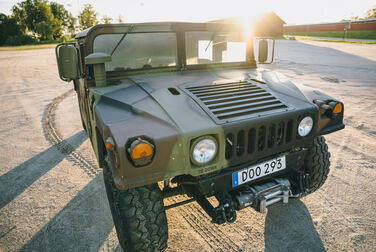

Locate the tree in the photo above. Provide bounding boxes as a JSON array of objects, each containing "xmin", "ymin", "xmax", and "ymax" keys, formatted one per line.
[
  {"xmin": 117, "ymin": 14, "xmax": 123, "ymax": 23},
  {"xmin": 0, "ymin": 13, "xmax": 34, "ymax": 45},
  {"xmin": 50, "ymin": 2, "xmax": 68, "ymax": 21},
  {"xmin": 0, "ymin": 13, "xmax": 22, "ymax": 44},
  {"xmin": 366, "ymin": 7, "xmax": 376, "ymax": 19},
  {"xmin": 35, "ymin": 18, "xmax": 60, "ymax": 40},
  {"xmin": 102, "ymin": 15, "xmax": 112, "ymax": 24},
  {"xmin": 78, "ymin": 4, "xmax": 98, "ymax": 29},
  {"xmin": 50, "ymin": 1, "xmax": 76, "ymax": 37},
  {"xmin": 11, "ymin": 0, "xmax": 62, "ymax": 40},
  {"xmin": 66, "ymin": 13, "xmax": 77, "ymax": 36}
]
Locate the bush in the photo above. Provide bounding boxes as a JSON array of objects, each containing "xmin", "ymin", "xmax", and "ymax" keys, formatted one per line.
[{"xmin": 4, "ymin": 35, "xmax": 36, "ymax": 46}]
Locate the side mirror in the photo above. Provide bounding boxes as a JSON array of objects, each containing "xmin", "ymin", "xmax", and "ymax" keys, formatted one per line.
[
  {"xmin": 255, "ymin": 39, "xmax": 275, "ymax": 64},
  {"xmin": 258, "ymin": 39, "xmax": 268, "ymax": 63},
  {"xmin": 56, "ymin": 43, "xmax": 80, "ymax": 82}
]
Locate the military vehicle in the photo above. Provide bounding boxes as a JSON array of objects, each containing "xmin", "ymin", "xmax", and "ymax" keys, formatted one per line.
[{"xmin": 55, "ymin": 22, "xmax": 344, "ymax": 251}]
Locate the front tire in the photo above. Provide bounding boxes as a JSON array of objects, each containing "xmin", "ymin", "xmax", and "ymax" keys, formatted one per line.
[
  {"xmin": 103, "ymin": 159, "xmax": 168, "ymax": 251},
  {"xmin": 304, "ymin": 136, "xmax": 331, "ymax": 194}
]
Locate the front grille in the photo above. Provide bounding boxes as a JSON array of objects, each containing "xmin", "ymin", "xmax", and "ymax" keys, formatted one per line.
[
  {"xmin": 225, "ymin": 119, "xmax": 296, "ymax": 161},
  {"xmin": 184, "ymin": 80, "xmax": 291, "ymax": 124}
]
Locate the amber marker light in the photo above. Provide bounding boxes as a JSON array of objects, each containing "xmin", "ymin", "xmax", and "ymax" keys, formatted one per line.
[
  {"xmin": 106, "ymin": 141, "xmax": 113, "ymax": 149},
  {"xmin": 333, "ymin": 103, "xmax": 342, "ymax": 114},
  {"xmin": 128, "ymin": 138, "xmax": 155, "ymax": 166},
  {"xmin": 131, "ymin": 142, "xmax": 153, "ymax": 159},
  {"xmin": 105, "ymin": 137, "xmax": 115, "ymax": 149}
]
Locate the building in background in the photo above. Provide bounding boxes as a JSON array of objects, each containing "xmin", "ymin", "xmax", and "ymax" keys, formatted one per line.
[
  {"xmin": 284, "ymin": 18, "xmax": 376, "ymax": 34},
  {"xmin": 210, "ymin": 12, "xmax": 286, "ymax": 37}
]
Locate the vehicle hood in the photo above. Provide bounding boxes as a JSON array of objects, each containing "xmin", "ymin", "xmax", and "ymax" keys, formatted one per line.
[{"xmin": 93, "ymin": 68, "xmax": 322, "ymax": 135}]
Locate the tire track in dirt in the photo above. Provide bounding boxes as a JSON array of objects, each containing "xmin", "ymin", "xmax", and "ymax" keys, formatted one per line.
[
  {"xmin": 42, "ymin": 89, "xmax": 101, "ymax": 178},
  {"xmin": 328, "ymin": 101, "xmax": 376, "ymax": 168},
  {"xmin": 318, "ymin": 102, "xmax": 376, "ymax": 241},
  {"xmin": 44, "ymin": 90, "xmax": 246, "ymax": 251},
  {"xmin": 166, "ymin": 195, "xmax": 247, "ymax": 251}
]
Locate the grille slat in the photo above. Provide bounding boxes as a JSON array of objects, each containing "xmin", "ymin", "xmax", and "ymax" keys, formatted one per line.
[
  {"xmin": 225, "ymin": 120, "xmax": 295, "ymax": 161},
  {"xmin": 184, "ymin": 80, "xmax": 291, "ymax": 124},
  {"xmin": 247, "ymin": 128, "xmax": 256, "ymax": 154}
]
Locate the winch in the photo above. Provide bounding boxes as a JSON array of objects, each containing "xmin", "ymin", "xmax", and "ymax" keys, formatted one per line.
[
  {"xmin": 233, "ymin": 178, "xmax": 290, "ymax": 213},
  {"xmin": 180, "ymin": 178, "xmax": 292, "ymax": 224}
]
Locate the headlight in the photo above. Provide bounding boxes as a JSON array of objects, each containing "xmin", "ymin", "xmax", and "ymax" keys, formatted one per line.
[
  {"xmin": 191, "ymin": 137, "xmax": 217, "ymax": 165},
  {"xmin": 298, "ymin": 116, "xmax": 313, "ymax": 136}
]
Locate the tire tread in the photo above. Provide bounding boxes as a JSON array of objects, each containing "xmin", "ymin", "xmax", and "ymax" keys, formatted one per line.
[
  {"xmin": 305, "ymin": 136, "xmax": 331, "ymax": 194},
  {"xmin": 103, "ymin": 159, "xmax": 168, "ymax": 252}
]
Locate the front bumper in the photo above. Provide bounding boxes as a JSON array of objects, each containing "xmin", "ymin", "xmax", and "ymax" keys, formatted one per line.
[{"xmin": 196, "ymin": 149, "xmax": 308, "ymax": 196}]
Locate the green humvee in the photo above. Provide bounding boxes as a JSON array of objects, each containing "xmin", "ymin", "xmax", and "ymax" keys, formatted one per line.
[{"xmin": 56, "ymin": 22, "xmax": 344, "ymax": 251}]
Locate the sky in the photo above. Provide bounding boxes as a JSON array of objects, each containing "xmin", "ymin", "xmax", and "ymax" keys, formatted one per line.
[{"xmin": 0, "ymin": 0, "xmax": 375, "ymax": 25}]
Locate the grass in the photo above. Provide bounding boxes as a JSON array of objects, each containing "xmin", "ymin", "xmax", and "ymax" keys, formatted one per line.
[
  {"xmin": 0, "ymin": 43, "xmax": 58, "ymax": 51},
  {"xmin": 0, "ymin": 38, "xmax": 75, "ymax": 51},
  {"xmin": 284, "ymin": 30, "xmax": 376, "ymax": 40}
]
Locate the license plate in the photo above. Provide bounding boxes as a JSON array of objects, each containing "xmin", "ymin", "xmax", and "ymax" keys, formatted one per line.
[{"xmin": 232, "ymin": 156, "xmax": 286, "ymax": 187}]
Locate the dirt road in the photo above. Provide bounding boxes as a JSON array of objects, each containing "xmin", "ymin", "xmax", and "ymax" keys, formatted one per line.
[{"xmin": 0, "ymin": 40, "xmax": 375, "ymax": 251}]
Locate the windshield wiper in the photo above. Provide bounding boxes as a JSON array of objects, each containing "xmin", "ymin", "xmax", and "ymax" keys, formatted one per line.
[
  {"xmin": 111, "ymin": 24, "xmax": 135, "ymax": 55},
  {"xmin": 205, "ymin": 30, "xmax": 218, "ymax": 52}
]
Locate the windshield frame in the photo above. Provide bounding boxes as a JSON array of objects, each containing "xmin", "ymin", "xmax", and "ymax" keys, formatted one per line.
[{"xmin": 79, "ymin": 23, "xmax": 256, "ymax": 78}]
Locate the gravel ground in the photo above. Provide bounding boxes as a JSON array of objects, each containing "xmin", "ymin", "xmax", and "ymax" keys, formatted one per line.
[{"xmin": 0, "ymin": 40, "xmax": 375, "ymax": 251}]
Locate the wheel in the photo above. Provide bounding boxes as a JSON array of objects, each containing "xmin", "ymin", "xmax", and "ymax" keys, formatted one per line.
[
  {"xmin": 304, "ymin": 136, "xmax": 331, "ymax": 194},
  {"xmin": 103, "ymin": 158, "xmax": 168, "ymax": 251}
]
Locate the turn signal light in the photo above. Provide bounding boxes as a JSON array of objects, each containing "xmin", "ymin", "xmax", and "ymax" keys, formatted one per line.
[
  {"xmin": 106, "ymin": 142, "xmax": 113, "ymax": 149},
  {"xmin": 105, "ymin": 137, "xmax": 114, "ymax": 149},
  {"xmin": 333, "ymin": 103, "xmax": 342, "ymax": 114},
  {"xmin": 128, "ymin": 138, "xmax": 155, "ymax": 166},
  {"xmin": 131, "ymin": 142, "xmax": 153, "ymax": 159},
  {"xmin": 105, "ymin": 137, "xmax": 119, "ymax": 168}
]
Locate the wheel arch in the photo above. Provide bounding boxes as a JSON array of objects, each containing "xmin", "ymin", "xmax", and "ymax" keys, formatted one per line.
[{"xmin": 95, "ymin": 126, "xmax": 107, "ymax": 168}]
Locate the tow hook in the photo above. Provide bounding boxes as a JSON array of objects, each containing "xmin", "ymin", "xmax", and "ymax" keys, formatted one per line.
[
  {"xmin": 297, "ymin": 173, "xmax": 310, "ymax": 197},
  {"xmin": 212, "ymin": 202, "xmax": 237, "ymax": 224},
  {"xmin": 185, "ymin": 184, "xmax": 238, "ymax": 224}
]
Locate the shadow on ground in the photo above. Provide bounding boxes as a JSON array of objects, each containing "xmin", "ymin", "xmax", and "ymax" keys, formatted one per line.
[
  {"xmin": 0, "ymin": 130, "xmax": 87, "ymax": 209},
  {"xmin": 20, "ymin": 174, "xmax": 117, "ymax": 251},
  {"xmin": 264, "ymin": 198, "xmax": 324, "ymax": 252}
]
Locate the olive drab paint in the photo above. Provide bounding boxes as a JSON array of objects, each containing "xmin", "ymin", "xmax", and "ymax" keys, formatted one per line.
[{"xmin": 55, "ymin": 23, "xmax": 344, "ymax": 190}]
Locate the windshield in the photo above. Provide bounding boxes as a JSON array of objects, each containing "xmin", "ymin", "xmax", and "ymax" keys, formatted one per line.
[
  {"xmin": 93, "ymin": 32, "xmax": 178, "ymax": 71},
  {"xmin": 185, "ymin": 31, "xmax": 247, "ymax": 65}
]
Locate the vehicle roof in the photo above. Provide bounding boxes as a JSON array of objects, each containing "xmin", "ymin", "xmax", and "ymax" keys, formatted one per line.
[{"xmin": 75, "ymin": 22, "xmax": 242, "ymax": 39}]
